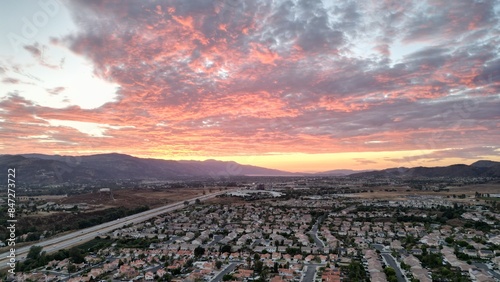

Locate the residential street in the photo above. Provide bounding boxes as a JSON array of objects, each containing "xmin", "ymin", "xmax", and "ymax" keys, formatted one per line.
[
  {"xmin": 301, "ymin": 265, "xmax": 317, "ymax": 282},
  {"xmin": 308, "ymin": 216, "xmax": 325, "ymax": 249},
  {"xmin": 381, "ymin": 253, "xmax": 407, "ymax": 282},
  {"xmin": 209, "ymin": 262, "xmax": 240, "ymax": 282}
]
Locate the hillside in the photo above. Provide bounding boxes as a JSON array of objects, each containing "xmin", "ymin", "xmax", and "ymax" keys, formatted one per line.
[
  {"xmin": 2, "ymin": 154, "xmax": 499, "ymax": 185},
  {"xmin": 0, "ymin": 153, "xmax": 295, "ymax": 185},
  {"xmin": 349, "ymin": 160, "xmax": 500, "ymax": 178}
]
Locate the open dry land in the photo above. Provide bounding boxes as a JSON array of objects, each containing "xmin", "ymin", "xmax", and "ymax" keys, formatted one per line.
[
  {"xmin": 347, "ymin": 183, "xmax": 500, "ymax": 202},
  {"xmin": 56, "ymin": 187, "xmax": 207, "ymax": 209}
]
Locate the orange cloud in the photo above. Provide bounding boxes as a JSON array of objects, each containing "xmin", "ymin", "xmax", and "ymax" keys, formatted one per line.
[{"xmin": 250, "ymin": 43, "xmax": 280, "ymax": 65}]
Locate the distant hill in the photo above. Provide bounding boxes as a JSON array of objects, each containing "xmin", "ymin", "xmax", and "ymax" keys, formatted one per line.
[
  {"xmin": 0, "ymin": 153, "xmax": 296, "ymax": 185},
  {"xmin": 471, "ymin": 160, "xmax": 500, "ymax": 168},
  {"xmin": 315, "ymin": 169, "xmax": 369, "ymax": 176},
  {"xmin": 349, "ymin": 160, "xmax": 500, "ymax": 178},
  {"xmin": 2, "ymin": 154, "xmax": 499, "ymax": 185}
]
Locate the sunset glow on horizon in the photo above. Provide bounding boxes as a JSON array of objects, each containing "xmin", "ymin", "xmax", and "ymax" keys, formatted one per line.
[{"xmin": 1, "ymin": 0, "xmax": 499, "ymax": 172}]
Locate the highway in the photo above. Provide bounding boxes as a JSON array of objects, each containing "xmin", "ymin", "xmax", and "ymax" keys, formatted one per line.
[{"xmin": 0, "ymin": 189, "xmax": 232, "ymax": 270}]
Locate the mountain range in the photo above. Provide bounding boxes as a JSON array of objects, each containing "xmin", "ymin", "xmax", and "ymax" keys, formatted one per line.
[
  {"xmin": 0, "ymin": 153, "xmax": 499, "ymax": 185},
  {"xmin": 0, "ymin": 153, "xmax": 296, "ymax": 185},
  {"xmin": 348, "ymin": 160, "xmax": 500, "ymax": 178}
]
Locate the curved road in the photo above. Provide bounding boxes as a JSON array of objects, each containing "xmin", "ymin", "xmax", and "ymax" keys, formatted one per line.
[
  {"xmin": 1, "ymin": 189, "xmax": 233, "ymax": 270},
  {"xmin": 381, "ymin": 253, "xmax": 407, "ymax": 282},
  {"xmin": 308, "ymin": 216, "xmax": 325, "ymax": 250}
]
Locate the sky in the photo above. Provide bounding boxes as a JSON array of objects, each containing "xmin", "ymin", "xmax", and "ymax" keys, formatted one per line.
[{"xmin": 0, "ymin": 0, "xmax": 499, "ymax": 172}]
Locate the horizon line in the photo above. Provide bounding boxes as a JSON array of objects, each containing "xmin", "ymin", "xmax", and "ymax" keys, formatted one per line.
[{"xmin": 4, "ymin": 152, "xmax": 496, "ymax": 174}]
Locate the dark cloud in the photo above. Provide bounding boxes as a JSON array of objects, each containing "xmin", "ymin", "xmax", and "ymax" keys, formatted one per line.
[
  {"xmin": 46, "ymin": 87, "xmax": 65, "ymax": 95},
  {"xmin": 387, "ymin": 146, "xmax": 500, "ymax": 164},
  {"xmin": 405, "ymin": 47, "xmax": 448, "ymax": 60},
  {"xmin": 354, "ymin": 158, "xmax": 377, "ymax": 165},
  {"xmin": 23, "ymin": 43, "xmax": 60, "ymax": 69},
  {"xmin": 332, "ymin": 1, "xmax": 361, "ymax": 33},
  {"xmin": 402, "ymin": 0, "xmax": 498, "ymax": 43},
  {"xmin": 2, "ymin": 77, "xmax": 20, "ymax": 84},
  {"xmin": 474, "ymin": 58, "xmax": 500, "ymax": 86},
  {"xmin": 24, "ymin": 44, "xmax": 42, "ymax": 58}
]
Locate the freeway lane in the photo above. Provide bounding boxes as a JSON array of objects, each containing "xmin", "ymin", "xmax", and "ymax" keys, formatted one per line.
[{"xmin": 1, "ymin": 189, "xmax": 233, "ymax": 270}]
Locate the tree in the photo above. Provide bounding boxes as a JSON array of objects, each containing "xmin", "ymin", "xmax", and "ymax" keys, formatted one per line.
[
  {"xmin": 69, "ymin": 248, "xmax": 85, "ymax": 264},
  {"xmin": 344, "ymin": 261, "xmax": 366, "ymax": 281},
  {"xmin": 445, "ymin": 237, "xmax": 454, "ymax": 244},
  {"xmin": 194, "ymin": 246, "xmax": 205, "ymax": 257},
  {"xmin": 216, "ymin": 260, "xmax": 223, "ymax": 270},
  {"xmin": 67, "ymin": 262, "xmax": 76, "ymax": 273},
  {"xmin": 254, "ymin": 253, "xmax": 261, "ymax": 261},
  {"xmin": 33, "ymin": 250, "xmax": 48, "ymax": 267},
  {"xmin": 27, "ymin": 245, "xmax": 43, "ymax": 260},
  {"xmin": 184, "ymin": 258, "xmax": 194, "ymax": 268},
  {"xmin": 184, "ymin": 200, "xmax": 189, "ymax": 206},
  {"xmin": 254, "ymin": 260, "xmax": 264, "ymax": 274},
  {"xmin": 400, "ymin": 261, "xmax": 410, "ymax": 271},
  {"xmin": 195, "ymin": 199, "xmax": 201, "ymax": 204},
  {"xmin": 286, "ymin": 247, "xmax": 301, "ymax": 256},
  {"xmin": 220, "ymin": 245, "xmax": 232, "ymax": 253},
  {"xmin": 384, "ymin": 267, "xmax": 396, "ymax": 276}
]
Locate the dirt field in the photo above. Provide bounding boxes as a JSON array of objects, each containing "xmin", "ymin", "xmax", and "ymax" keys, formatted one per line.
[
  {"xmin": 56, "ymin": 187, "xmax": 207, "ymax": 209},
  {"xmin": 350, "ymin": 183, "xmax": 500, "ymax": 202}
]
